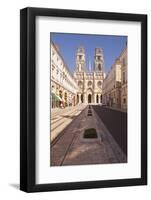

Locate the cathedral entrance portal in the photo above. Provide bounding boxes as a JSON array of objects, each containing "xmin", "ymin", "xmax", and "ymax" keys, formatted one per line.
[{"xmin": 88, "ymin": 94, "xmax": 92, "ymax": 103}]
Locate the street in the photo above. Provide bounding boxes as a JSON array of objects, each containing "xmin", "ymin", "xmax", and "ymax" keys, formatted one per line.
[{"xmin": 92, "ymin": 105, "xmax": 127, "ymax": 155}]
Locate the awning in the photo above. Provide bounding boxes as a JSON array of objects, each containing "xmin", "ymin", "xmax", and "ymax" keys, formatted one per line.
[{"xmin": 51, "ymin": 92, "xmax": 63, "ymax": 101}]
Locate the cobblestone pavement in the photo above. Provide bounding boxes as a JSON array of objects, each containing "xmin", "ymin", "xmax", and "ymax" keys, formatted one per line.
[
  {"xmin": 51, "ymin": 104, "xmax": 127, "ymax": 166},
  {"xmin": 92, "ymin": 105, "xmax": 127, "ymax": 155}
]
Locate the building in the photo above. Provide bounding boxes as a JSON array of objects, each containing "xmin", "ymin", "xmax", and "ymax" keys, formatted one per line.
[
  {"xmin": 102, "ymin": 44, "xmax": 127, "ymax": 111},
  {"xmin": 73, "ymin": 47, "xmax": 104, "ymax": 104},
  {"xmin": 51, "ymin": 42, "xmax": 78, "ymax": 108},
  {"xmin": 51, "ymin": 42, "xmax": 127, "ymax": 110},
  {"xmin": 102, "ymin": 58, "xmax": 122, "ymax": 108},
  {"xmin": 120, "ymin": 45, "xmax": 127, "ymax": 110}
]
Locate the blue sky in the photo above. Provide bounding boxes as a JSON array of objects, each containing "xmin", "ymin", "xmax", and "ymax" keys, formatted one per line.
[{"xmin": 50, "ymin": 33, "xmax": 127, "ymax": 74}]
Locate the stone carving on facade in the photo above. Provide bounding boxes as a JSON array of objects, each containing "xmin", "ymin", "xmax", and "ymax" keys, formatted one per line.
[{"xmin": 74, "ymin": 46, "xmax": 104, "ymax": 104}]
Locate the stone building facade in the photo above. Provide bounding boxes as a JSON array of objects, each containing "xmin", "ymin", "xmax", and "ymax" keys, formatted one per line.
[
  {"xmin": 120, "ymin": 46, "xmax": 127, "ymax": 110},
  {"xmin": 51, "ymin": 41, "xmax": 127, "ymax": 111},
  {"xmin": 73, "ymin": 47, "xmax": 104, "ymax": 104},
  {"xmin": 102, "ymin": 45, "xmax": 127, "ymax": 111},
  {"xmin": 102, "ymin": 58, "xmax": 121, "ymax": 108},
  {"xmin": 51, "ymin": 42, "xmax": 78, "ymax": 108}
]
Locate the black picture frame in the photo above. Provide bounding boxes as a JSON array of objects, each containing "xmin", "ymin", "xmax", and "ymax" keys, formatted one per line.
[{"xmin": 20, "ymin": 7, "xmax": 147, "ymax": 192}]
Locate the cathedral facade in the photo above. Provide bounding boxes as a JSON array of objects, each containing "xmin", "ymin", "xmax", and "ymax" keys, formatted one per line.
[{"xmin": 73, "ymin": 47, "xmax": 104, "ymax": 104}]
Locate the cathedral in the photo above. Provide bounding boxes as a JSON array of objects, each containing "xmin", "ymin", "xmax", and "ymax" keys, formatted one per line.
[{"xmin": 74, "ymin": 46, "xmax": 104, "ymax": 104}]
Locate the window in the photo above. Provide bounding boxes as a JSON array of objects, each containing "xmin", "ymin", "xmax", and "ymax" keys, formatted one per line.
[
  {"xmin": 97, "ymin": 56, "xmax": 101, "ymax": 61},
  {"xmin": 97, "ymin": 81, "xmax": 102, "ymax": 88},
  {"xmin": 78, "ymin": 81, "xmax": 83, "ymax": 88},
  {"xmin": 79, "ymin": 55, "xmax": 82, "ymax": 60},
  {"xmin": 59, "ymin": 90, "xmax": 62, "ymax": 98},
  {"xmin": 123, "ymin": 98, "xmax": 126, "ymax": 104},
  {"xmin": 52, "ymin": 65, "xmax": 55, "ymax": 71},
  {"xmin": 123, "ymin": 72, "xmax": 125, "ymax": 84},
  {"xmin": 88, "ymin": 81, "xmax": 92, "ymax": 87},
  {"xmin": 98, "ymin": 64, "xmax": 101, "ymax": 71}
]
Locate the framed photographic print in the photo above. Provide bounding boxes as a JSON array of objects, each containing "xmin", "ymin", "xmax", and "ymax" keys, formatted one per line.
[{"xmin": 20, "ymin": 7, "xmax": 147, "ymax": 192}]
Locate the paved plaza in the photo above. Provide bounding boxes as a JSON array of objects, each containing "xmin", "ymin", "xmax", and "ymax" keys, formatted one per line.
[
  {"xmin": 50, "ymin": 34, "xmax": 127, "ymax": 167},
  {"xmin": 50, "ymin": 104, "xmax": 127, "ymax": 166},
  {"xmin": 51, "ymin": 104, "xmax": 87, "ymax": 142}
]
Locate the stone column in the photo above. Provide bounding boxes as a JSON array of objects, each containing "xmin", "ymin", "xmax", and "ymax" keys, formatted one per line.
[
  {"xmin": 98, "ymin": 94, "xmax": 101, "ymax": 104},
  {"xmin": 83, "ymin": 93, "xmax": 86, "ymax": 104},
  {"xmin": 94, "ymin": 93, "xmax": 96, "ymax": 104},
  {"xmin": 82, "ymin": 93, "xmax": 84, "ymax": 103}
]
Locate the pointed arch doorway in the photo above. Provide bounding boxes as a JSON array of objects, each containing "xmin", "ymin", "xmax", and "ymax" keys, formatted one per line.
[
  {"xmin": 87, "ymin": 88, "xmax": 93, "ymax": 104},
  {"xmin": 88, "ymin": 94, "xmax": 92, "ymax": 103}
]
